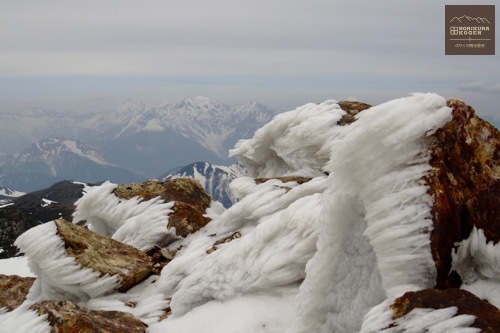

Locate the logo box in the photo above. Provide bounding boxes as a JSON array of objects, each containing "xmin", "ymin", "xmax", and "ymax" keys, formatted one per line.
[{"xmin": 445, "ymin": 5, "xmax": 495, "ymax": 55}]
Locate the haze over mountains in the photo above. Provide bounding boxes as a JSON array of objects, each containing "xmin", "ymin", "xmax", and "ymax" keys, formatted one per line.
[{"xmin": 0, "ymin": 96, "xmax": 275, "ymax": 191}]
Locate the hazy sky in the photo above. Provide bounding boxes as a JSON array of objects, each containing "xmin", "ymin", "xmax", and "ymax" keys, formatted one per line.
[{"xmin": 1, "ymin": 0, "xmax": 499, "ymax": 118}]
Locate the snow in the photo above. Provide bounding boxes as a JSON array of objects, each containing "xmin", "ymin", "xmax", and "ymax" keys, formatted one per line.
[
  {"xmin": 143, "ymin": 119, "xmax": 165, "ymax": 132},
  {"xmin": 0, "ymin": 188, "xmax": 25, "ymax": 198},
  {"xmin": 40, "ymin": 198, "xmax": 56, "ymax": 207},
  {"xmin": 0, "ymin": 93, "xmax": 496, "ymax": 332},
  {"xmin": 229, "ymin": 99, "xmax": 344, "ymax": 178},
  {"xmin": 452, "ymin": 227, "xmax": 500, "ymax": 308},
  {"xmin": 360, "ymin": 299, "xmax": 480, "ymax": 333},
  {"xmin": 148, "ymin": 293, "xmax": 296, "ymax": 333},
  {"xmin": 0, "ymin": 303, "xmax": 51, "ymax": 333},
  {"xmin": 72, "ymin": 181, "xmax": 175, "ymax": 250},
  {"xmin": 62, "ymin": 139, "xmax": 111, "ymax": 166},
  {"xmin": 157, "ymin": 178, "xmax": 326, "ymax": 316},
  {"xmin": 14, "ymin": 221, "xmax": 120, "ymax": 303},
  {"xmin": 0, "ymin": 257, "xmax": 34, "ymax": 277}
]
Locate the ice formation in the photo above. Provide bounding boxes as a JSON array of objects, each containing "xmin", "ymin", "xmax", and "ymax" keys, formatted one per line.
[
  {"xmin": 360, "ymin": 299, "xmax": 480, "ymax": 333},
  {"xmin": 229, "ymin": 99, "xmax": 344, "ymax": 177},
  {"xmin": 158, "ymin": 176, "xmax": 328, "ymax": 316},
  {"xmin": 1, "ymin": 92, "xmax": 497, "ymax": 332},
  {"xmin": 73, "ymin": 181, "xmax": 175, "ymax": 250},
  {"xmin": 14, "ymin": 221, "xmax": 120, "ymax": 303},
  {"xmin": 452, "ymin": 227, "xmax": 500, "ymax": 308}
]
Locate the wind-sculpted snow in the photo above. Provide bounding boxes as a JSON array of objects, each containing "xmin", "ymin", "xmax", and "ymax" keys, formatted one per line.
[
  {"xmin": 15, "ymin": 222, "xmax": 120, "ymax": 303},
  {"xmin": 360, "ymin": 300, "xmax": 480, "ymax": 333},
  {"xmin": 73, "ymin": 181, "xmax": 175, "ymax": 251},
  {"xmin": 452, "ymin": 227, "xmax": 500, "ymax": 308},
  {"xmin": 229, "ymin": 100, "xmax": 344, "ymax": 177},
  {"xmin": 157, "ymin": 176, "xmax": 328, "ymax": 316},
  {"xmin": 1, "ymin": 93, "xmax": 498, "ymax": 332}
]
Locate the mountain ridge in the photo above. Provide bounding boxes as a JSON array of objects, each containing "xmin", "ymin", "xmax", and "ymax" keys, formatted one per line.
[
  {"xmin": 0, "ymin": 138, "xmax": 144, "ymax": 191},
  {"xmin": 0, "ymin": 96, "xmax": 275, "ymax": 189}
]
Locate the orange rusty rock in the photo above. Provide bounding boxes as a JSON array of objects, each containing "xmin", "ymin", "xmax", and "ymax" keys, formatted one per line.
[
  {"xmin": 424, "ymin": 99, "xmax": 499, "ymax": 289},
  {"xmin": 113, "ymin": 178, "xmax": 212, "ymax": 213},
  {"xmin": 390, "ymin": 289, "xmax": 500, "ymax": 333},
  {"xmin": 0, "ymin": 274, "xmax": 35, "ymax": 311},
  {"xmin": 337, "ymin": 100, "xmax": 372, "ymax": 126},
  {"xmin": 55, "ymin": 219, "xmax": 153, "ymax": 292},
  {"xmin": 31, "ymin": 300, "xmax": 148, "ymax": 333},
  {"xmin": 167, "ymin": 201, "xmax": 211, "ymax": 238}
]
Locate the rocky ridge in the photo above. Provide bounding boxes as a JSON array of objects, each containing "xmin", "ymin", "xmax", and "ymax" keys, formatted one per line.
[{"xmin": 0, "ymin": 94, "xmax": 498, "ymax": 332}]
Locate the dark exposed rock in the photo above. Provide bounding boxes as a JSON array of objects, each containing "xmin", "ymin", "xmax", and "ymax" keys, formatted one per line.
[
  {"xmin": 0, "ymin": 274, "xmax": 35, "ymax": 312},
  {"xmin": 390, "ymin": 289, "xmax": 500, "ymax": 333},
  {"xmin": 254, "ymin": 176, "xmax": 312, "ymax": 185},
  {"xmin": 168, "ymin": 201, "xmax": 211, "ymax": 238},
  {"xmin": 55, "ymin": 219, "xmax": 153, "ymax": 292},
  {"xmin": 424, "ymin": 99, "xmax": 500, "ymax": 289},
  {"xmin": 206, "ymin": 232, "xmax": 242, "ymax": 254},
  {"xmin": 145, "ymin": 245, "xmax": 176, "ymax": 275},
  {"xmin": 0, "ymin": 180, "xmax": 87, "ymax": 259},
  {"xmin": 12, "ymin": 193, "xmax": 75, "ymax": 223},
  {"xmin": 0, "ymin": 208, "xmax": 40, "ymax": 259},
  {"xmin": 113, "ymin": 178, "xmax": 212, "ymax": 213},
  {"xmin": 337, "ymin": 101, "xmax": 372, "ymax": 126},
  {"xmin": 28, "ymin": 180, "xmax": 87, "ymax": 205},
  {"xmin": 31, "ymin": 300, "xmax": 148, "ymax": 333}
]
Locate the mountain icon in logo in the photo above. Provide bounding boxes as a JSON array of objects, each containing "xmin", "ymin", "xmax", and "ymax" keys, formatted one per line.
[{"xmin": 450, "ymin": 15, "xmax": 491, "ymax": 24}]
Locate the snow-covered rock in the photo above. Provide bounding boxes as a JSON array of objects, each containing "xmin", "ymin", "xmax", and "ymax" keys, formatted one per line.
[
  {"xmin": 0, "ymin": 93, "xmax": 498, "ymax": 332},
  {"xmin": 162, "ymin": 161, "xmax": 246, "ymax": 207}
]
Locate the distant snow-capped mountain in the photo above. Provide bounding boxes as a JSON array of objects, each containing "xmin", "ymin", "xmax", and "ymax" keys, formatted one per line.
[
  {"xmin": 0, "ymin": 96, "xmax": 276, "ymax": 179},
  {"xmin": 0, "ymin": 138, "xmax": 144, "ymax": 192},
  {"xmin": 162, "ymin": 161, "xmax": 246, "ymax": 207},
  {"xmin": 84, "ymin": 96, "xmax": 275, "ymax": 157},
  {"xmin": 0, "ymin": 187, "xmax": 25, "ymax": 204}
]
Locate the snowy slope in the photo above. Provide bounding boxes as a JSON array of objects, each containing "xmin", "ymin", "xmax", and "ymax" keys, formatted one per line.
[
  {"xmin": 0, "ymin": 187, "xmax": 25, "ymax": 203},
  {"xmin": 0, "ymin": 97, "xmax": 275, "ymax": 179},
  {"xmin": 84, "ymin": 96, "xmax": 274, "ymax": 160},
  {"xmin": 0, "ymin": 93, "xmax": 497, "ymax": 333},
  {"xmin": 162, "ymin": 161, "xmax": 246, "ymax": 207},
  {"xmin": 0, "ymin": 138, "xmax": 144, "ymax": 191}
]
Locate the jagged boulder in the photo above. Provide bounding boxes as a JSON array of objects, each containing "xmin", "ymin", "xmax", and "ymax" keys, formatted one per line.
[
  {"xmin": 73, "ymin": 178, "xmax": 215, "ymax": 252},
  {"xmin": 31, "ymin": 300, "xmax": 147, "ymax": 333},
  {"xmin": 254, "ymin": 176, "xmax": 312, "ymax": 185},
  {"xmin": 54, "ymin": 219, "xmax": 153, "ymax": 292},
  {"xmin": 390, "ymin": 289, "xmax": 500, "ymax": 332},
  {"xmin": 167, "ymin": 201, "xmax": 211, "ymax": 238},
  {"xmin": 425, "ymin": 99, "xmax": 500, "ymax": 289},
  {"xmin": 0, "ymin": 275, "xmax": 35, "ymax": 312},
  {"xmin": 337, "ymin": 100, "xmax": 372, "ymax": 125},
  {"xmin": 113, "ymin": 178, "xmax": 212, "ymax": 213},
  {"xmin": 14, "ymin": 218, "xmax": 154, "ymax": 302}
]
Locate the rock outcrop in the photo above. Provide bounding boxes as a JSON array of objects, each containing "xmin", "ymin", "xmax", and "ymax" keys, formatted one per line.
[
  {"xmin": 425, "ymin": 99, "xmax": 500, "ymax": 289},
  {"xmin": 1, "ymin": 94, "xmax": 498, "ymax": 332},
  {"xmin": 113, "ymin": 179, "xmax": 212, "ymax": 214},
  {"xmin": 31, "ymin": 300, "xmax": 148, "ymax": 333},
  {"xmin": 0, "ymin": 180, "xmax": 87, "ymax": 259},
  {"xmin": 390, "ymin": 289, "xmax": 500, "ymax": 333},
  {"xmin": 0, "ymin": 274, "xmax": 35, "ymax": 312},
  {"xmin": 167, "ymin": 201, "xmax": 211, "ymax": 238},
  {"xmin": 54, "ymin": 219, "xmax": 153, "ymax": 292}
]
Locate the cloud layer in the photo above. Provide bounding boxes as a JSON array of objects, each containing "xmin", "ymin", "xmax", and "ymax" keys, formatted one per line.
[{"xmin": 0, "ymin": 0, "xmax": 498, "ymax": 116}]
